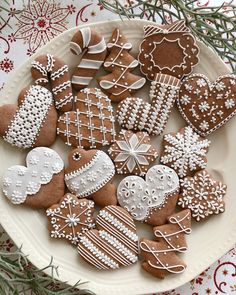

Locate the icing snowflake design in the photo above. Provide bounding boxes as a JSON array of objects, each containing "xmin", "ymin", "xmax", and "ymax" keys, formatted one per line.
[
  {"xmin": 108, "ymin": 130, "xmax": 158, "ymax": 176},
  {"xmin": 46, "ymin": 194, "xmax": 95, "ymax": 245},
  {"xmin": 178, "ymin": 170, "xmax": 226, "ymax": 222},
  {"xmin": 161, "ymin": 126, "xmax": 210, "ymax": 178}
]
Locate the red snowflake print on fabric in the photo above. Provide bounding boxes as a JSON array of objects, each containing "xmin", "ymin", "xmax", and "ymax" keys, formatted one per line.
[
  {"xmin": 0, "ymin": 58, "xmax": 14, "ymax": 73},
  {"xmin": 12, "ymin": 0, "xmax": 75, "ymax": 55}
]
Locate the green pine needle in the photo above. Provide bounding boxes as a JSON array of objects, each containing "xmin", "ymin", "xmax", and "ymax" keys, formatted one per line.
[{"xmin": 99, "ymin": 0, "xmax": 236, "ymax": 73}]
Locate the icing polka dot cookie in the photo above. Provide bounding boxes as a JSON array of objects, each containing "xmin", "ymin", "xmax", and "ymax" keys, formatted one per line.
[
  {"xmin": 78, "ymin": 205, "xmax": 139, "ymax": 269},
  {"xmin": 46, "ymin": 194, "xmax": 95, "ymax": 245},
  {"xmin": 178, "ymin": 170, "xmax": 226, "ymax": 222},
  {"xmin": 57, "ymin": 88, "xmax": 116, "ymax": 149},
  {"xmin": 160, "ymin": 126, "xmax": 210, "ymax": 178},
  {"xmin": 65, "ymin": 148, "xmax": 117, "ymax": 207},
  {"xmin": 177, "ymin": 73, "xmax": 236, "ymax": 136},
  {"xmin": 108, "ymin": 129, "xmax": 158, "ymax": 176},
  {"xmin": 117, "ymin": 164, "xmax": 180, "ymax": 226}
]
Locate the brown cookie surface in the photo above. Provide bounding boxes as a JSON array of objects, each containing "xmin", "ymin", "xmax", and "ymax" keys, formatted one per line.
[
  {"xmin": 138, "ymin": 20, "xmax": 199, "ymax": 80},
  {"xmin": 57, "ymin": 88, "xmax": 116, "ymax": 149},
  {"xmin": 178, "ymin": 170, "xmax": 226, "ymax": 222},
  {"xmin": 78, "ymin": 205, "xmax": 138, "ymax": 269},
  {"xmin": 177, "ymin": 73, "xmax": 236, "ymax": 136}
]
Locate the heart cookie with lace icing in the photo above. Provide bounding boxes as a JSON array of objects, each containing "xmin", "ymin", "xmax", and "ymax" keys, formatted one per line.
[
  {"xmin": 78, "ymin": 205, "xmax": 139, "ymax": 269},
  {"xmin": 177, "ymin": 74, "xmax": 236, "ymax": 136},
  {"xmin": 117, "ymin": 165, "xmax": 180, "ymax": 226},
  {"xmin": 2, "ymin": 147, "xmax": 64, "ymax": 208}
]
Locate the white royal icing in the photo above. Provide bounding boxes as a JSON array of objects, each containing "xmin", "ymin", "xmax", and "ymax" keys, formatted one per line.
[
  {"xmin": 4, "ymin": 85, "xmax": 53, "ymax": 149},
  {"xmin": 117, "ymin": 165, "xmax": 179, "ymax": 221},
  {"xmin": 2, "ymin": 147, "xmax": 64, "ymax": 204},
  {"xmin": 65, "ymin": 150, "xmax": 115, "ymax": 198}
]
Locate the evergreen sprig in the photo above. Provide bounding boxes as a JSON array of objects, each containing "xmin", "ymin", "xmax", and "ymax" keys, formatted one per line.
[
  {"xmin": 99, "ymin": 0, "xmax": 236, "ymax": 72},
  {"xmin": 0, "ymin": 247, "xmax": 94, "ymax": 295}
]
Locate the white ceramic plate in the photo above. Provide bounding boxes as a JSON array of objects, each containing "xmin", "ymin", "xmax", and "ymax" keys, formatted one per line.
[{"xmin": 0, "ymin": 19, "xmax": 235, "ymax": 295}]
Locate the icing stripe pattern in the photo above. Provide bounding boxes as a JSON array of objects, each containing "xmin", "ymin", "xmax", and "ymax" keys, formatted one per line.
[
  {"xmin": 70, "ymin": 27, "xmax": 107, "ymax": 90},
  {"xmin": 4, "ymin": 86, "xmax": 53, "ymax": 149},
  {"xmin": 31, "ymin": 54, "xmax": 73, "ymax": 112},
  {"xmin": 78, "ymin": 206, "xmax": 139, "ymax": 270}
]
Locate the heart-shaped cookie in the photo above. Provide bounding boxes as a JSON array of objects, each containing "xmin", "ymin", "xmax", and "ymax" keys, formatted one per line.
[
  {"xmin": 117, "ymin": 73, "xmax": 180, "ymax": 135},
  {"xmin": 2, "ymin": 147, "xmax": 64, "ymax": 208},
  {"xmin": 57, "ymin": 88, "xmax": 116, "ymax": 148},
  {"xmin": 177, "ymin": 73, "xmax": 236, "ymax": 136},
  {"xmin": 117, "ymin": 165, "xmax": 179, "ymax": 225},
  {"xmin": 78, "ymin": 205, "xmax": 139, "ymax": 269},
  {"xmin": 0, "ymin": 85, "xmax": 58, "ymax": 149}
]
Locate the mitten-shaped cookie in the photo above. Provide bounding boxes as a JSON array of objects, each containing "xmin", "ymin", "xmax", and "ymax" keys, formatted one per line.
[
  {"xmin": 0, "ymin": 85, "xmax": 57, "ymax": 149},
  {"xmin": 140, "ymin": 209, "xmax": 191, "ymax": 279},
  {"xmin": 2, "ymin": 147, "xmax": 65, "ymax": 209},
  {"xmin": 31, "ymin": 54, "xmax": 73, "ymax": 112},
  {"xmin": 65, "ymin": 148, "xmax": 117, "ymax": 206}
]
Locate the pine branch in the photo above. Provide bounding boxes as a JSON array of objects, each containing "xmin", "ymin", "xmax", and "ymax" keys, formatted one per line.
[
  {"xmin": 99, "ymin": 0, "xmax": 236, "ymax": 73},
  {"xmin": 0, "ymin": 248, "xmax": 94, "ymax": 295}
]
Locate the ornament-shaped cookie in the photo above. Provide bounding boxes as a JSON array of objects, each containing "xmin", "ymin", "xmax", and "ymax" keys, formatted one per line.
[
  {"xmin": 160, "ymin": 126, "xmax": 210, "ymax": 178},
  {"xmin": 46, "ymin": 194, "xmax": 95, "ymax": 245},
  {"xmin": 2, "ymin": 147, "xmax": 65, "ymax": 209},
  {"xmin": 138, "ymin": 20, "xmax": 199, "ymax": 80},
  {"xmin": 78, "ymin": 205, "xmax": 139, "ymax": 269},
  {"xmin": 178, "ymin": 170, "xmax": 226, "ymax": 222},
  {"xmin": 117, "ymin": 165, "xmax": 180, "ymax": 226},
  {"xmin": 65, "ymin": 148, "xmax": 117, "ymax": 206},
  {"xmin": 97, "ymin": 28, "xmax": 146, "ymax": 102},
  {"xmin": 177, "ymin": 73, "xmax": 236, "ymax": 136},
  {"xmin": 140, "ymin": 209, "xmax": 191, "ymax": 279},
  {"xmin": 0, "ymin": 85, "xmax": 57, "ymax": 149},
  {"xmin": 31, "ymin": 54, "xmax": 74, "ymax": 112},
  {"xmin": 108, "ymin": 130, "xmax": 158, "ymax": 176},
  {"xmin": 57, "ymin": 88, "xmax": 116, "ymax": 149},
  {"xmin": 117, "ymin": 73, "xmax": 181, "ymax": 135}
]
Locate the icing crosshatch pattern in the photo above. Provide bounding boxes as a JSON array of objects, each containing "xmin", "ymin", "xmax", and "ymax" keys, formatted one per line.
[{"xmin": 0, "ymin": 0, "xmax": 236, "ymax": 294}]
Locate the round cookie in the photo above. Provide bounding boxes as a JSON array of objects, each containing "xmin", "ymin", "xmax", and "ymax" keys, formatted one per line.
[
  {"xmin": 160, "ymin": 126, "xmax": 210, "ymax": 178},
  {"xmin": 78, "ymin": 205, "xmax": 139, "ymax": 269},
  {"xmin": 138, "ymin": 20, "xmax": 199, "ymax": 80},
  {"xmin": 108, "ymin": 129, "xmax": 158, "ymax": 176},
  {"xmin": 46, "ymin": 194, "xmax": 95, "ymax": 245},
  {"xmin": 31, "ymin": 54, "xmax": 74, "ymax": 112},
  {"xmin": 57, "ymin": 88, "xmax": 116, "ymax": 149},
  {"xmin": 0, "ymin": 85, "xmax": 57, "ymax": 149},
  {"xmin": 117, "ymin": 164, "xmax": 180, "ymax": 226},
  {"xmin": 65, "ymin": 148, "xmax": 117, "ymax": 207},
  {"xmin": 2, "ymin": 147, "xmax": 65, "ymax": 209}
]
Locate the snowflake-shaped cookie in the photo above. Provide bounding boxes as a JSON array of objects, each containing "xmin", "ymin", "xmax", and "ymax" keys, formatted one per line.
[
  {"xmin": 46, "ymin": 194, "xmax": 95, "ymax": 245},
  {"xmin": 178, "ymin": 170, "xmax": 226, "ymax": 222},
  {"xmin": 160, "ymin": 126, "xmax": 210, "ymax": 178},
  {"xmin": 108, "ymin": 130, "xmax": 158, "ymax": 176}
]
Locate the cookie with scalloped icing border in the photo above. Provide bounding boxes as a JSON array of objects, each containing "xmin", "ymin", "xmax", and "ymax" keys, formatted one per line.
[{"xmin": 65, "ymin": 148, "xmax": 117, "ymax": 207}]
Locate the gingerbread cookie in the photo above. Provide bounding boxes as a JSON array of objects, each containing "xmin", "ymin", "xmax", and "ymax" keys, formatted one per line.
[
  {"xmin": 46, "ymin": 194, "xmax": 95, "ymax": 245},
  {"xmin": 140, "ymin": 209, "xmax": 191, "ymax": 279},
  {"xmin": 2, "ymin": 147, "xmax": 65, "ymax": 209},
  {"xmin": 117, "ymin": 73, "xmax": 181, "ymax": 135},
  {"xmin": 138, "ymin": 20, "xmax": 199, "ymax": 80},
  {"xmin": 117, "ymin": 165, "xmax": 180, "ymax": 226},
  {"xmin": 65, "ymin": 148, "xmax": 117, "ymax": 207},
  {"xmin": 160, "ymin": 126, "xmax": 210, "ymax": 178},
  {"xmin": 57, "ymin": 88, "xmax": 116, "ymax": 149},
  {"xmin": 31, "ymin": 54, "xmax": 73, "ymax": 112},
  {"xmin": 177, "ymin": 74, "xmax": 236, "ymax": 136},
  {"xmin": 108, "ymin": 130, "xmax": 158, "ymax": 176},
  {"xmin": 178, "ymin": 170, "xmax": 226, "ymax": 222},
  {"xmin": 0, "ymin": 85, "xmax": 57, "ymax": 149},
  {"xmin": 70, "ymin": 27, "xmax": 107, "ymax": 90},
  {"xmin": 78, "ymin": 205, "xmax": 139, "ymax": 269},
  {"xmin": 97, "ymin": 28, "xmax": 146, "ymax": 102}
]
